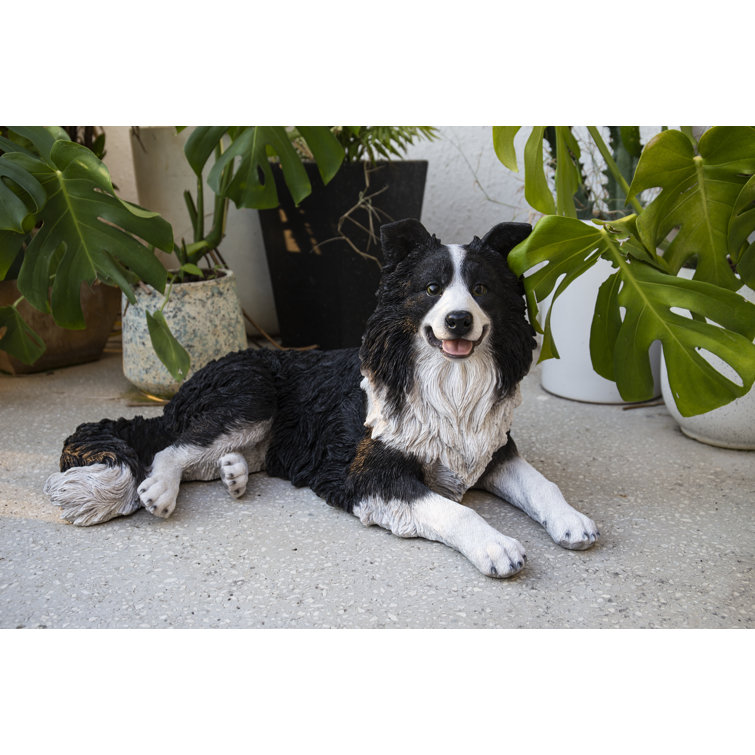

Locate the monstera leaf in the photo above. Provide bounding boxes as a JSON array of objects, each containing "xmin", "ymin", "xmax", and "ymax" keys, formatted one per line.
[
  {"xmin": 628, "ymin": 126, "xmax": 755, "ymax": 290},
  {"xmin": 509, "ymin": 215, "xmax": 755, "ymax": 417},
  {"xmin": 0, "ymin": 305, "xmax": 46, "ymax": 365},
  {"xmin": 0, "ymin": 128, "xmax": 173, "ymax": 330},
  {"xmin": 729, "ymin": 174, "xmax": 755, "ymax": 287},
  {"xmin": 493, "ymin": 126, "xmax": 584, "ymax": 217},
  {"xmin": 184, "ymin": 126, "xmax": 345, "ymax": 210}
]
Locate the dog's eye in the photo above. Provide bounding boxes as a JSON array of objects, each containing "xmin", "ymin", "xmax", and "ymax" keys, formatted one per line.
[
  {"xmin": 426, "ymin": 283, "xmax": 442, "ymax": 296},
  {"xmin": 472, "ymin": 283, "xmax": 488, "ymax": 296}
]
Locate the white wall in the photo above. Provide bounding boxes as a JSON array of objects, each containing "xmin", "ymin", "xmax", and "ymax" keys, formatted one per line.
[
  {"xmin": 403, "ymin": 126, "xmax": 533, "ymax": 240},
  {"xmin": 101, "ymin": 127, "xmax": 138, "ymax": 204}
]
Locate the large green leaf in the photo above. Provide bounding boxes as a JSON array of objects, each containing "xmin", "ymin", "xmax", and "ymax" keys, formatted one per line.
[
  {"xmin": 4, "ymin": 133, "xmax": 172, "ymax": 328},
  {"xmin": 0, "ymin": 155, "xmax": 47, "ymax": 233},
  {"xmin": 6, "ymin": 126, "xmax": 69, "ymax": 160},
  {"xmin": 145, "ymin": 309, "xmax": 191, "ymax": 382},
  {"xmin": 492, "ymin": 126, "xmax": 521, "ymax": 171},
  {"xmin": 0, "ymin": 305, "xmax": 45, "ymax": 365},
  {"xmin": 522, "ymin": 126, "xmax": 556, "ymax": 215},
  {"xmin": 554, "ymin": 127, "xmax": 580, "ymax": 218},
  {"xmin": 183, "ymin": 127, "xmax": 229, "ymax": 176},
  {"xmin": 628, "ymin": 127, "xmax": 755, "ymax": 290},
  {"xmin": 510, "ymin": 215, "xmax": 755, "ymax": 416},
  {"xmin": 493, "ymin": 126, "xmax": 584, "ymax": 217},
  {"xmin": 609, "ymin": 262, "xmax": 755, "ymax": 415},
  {"xmin": 0, "ymin": 230, "xmax": 26, "ymax": 280},
  {"xmin": 508, "ymin": 215, "xmax": 605, "ymax": 334},
  {"xmin": 729, "ymin": 174, "xmax": 755, "ymax": 287},
  {"xmin": 197, "ymin": 126, "xmax": 345, "ymax": 210},
  {"xmin": 296, "ymin": 126, "xmax": 345, "ymax": 185}
]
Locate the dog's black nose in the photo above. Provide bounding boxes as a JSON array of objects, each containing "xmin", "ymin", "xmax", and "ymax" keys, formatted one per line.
[{"xmin": 445, "ymin": 310, "xmax": 473, "ymax": 336}]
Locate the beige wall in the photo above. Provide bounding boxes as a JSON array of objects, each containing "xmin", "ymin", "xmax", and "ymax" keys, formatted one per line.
[{"xmin": 101, "ymin": 127, "xmax": 139, "ymax": 204}]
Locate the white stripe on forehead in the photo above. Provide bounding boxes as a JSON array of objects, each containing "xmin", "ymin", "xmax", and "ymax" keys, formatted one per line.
[
  {"xmin": 447, "ymin": 244, "xmax": 466, "ymax": 282},
  {"xmin": 440, "ymin": 244, "xmax": 473, "ymax": 313}
]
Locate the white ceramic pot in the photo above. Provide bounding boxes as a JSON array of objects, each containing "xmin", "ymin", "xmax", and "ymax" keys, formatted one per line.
[
  {"xmin": 660, "ymin": 282, "xmax": 755, "ymax": 450},
  {"xmin": 122, "ymin": 269, "xmax": 247, "ymax": 397},
  {"xmin": 539, "ymin": 256, "xmax": 661, "ymax": 403},
  {"xmin": 130, "ymin": 126, "xmax": 279, "ymax": 338}
]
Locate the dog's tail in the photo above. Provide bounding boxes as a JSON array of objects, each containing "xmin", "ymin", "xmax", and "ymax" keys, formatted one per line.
[{"xmin": 44, "ymin": 415, "xmax": 173, "ymax": 526}]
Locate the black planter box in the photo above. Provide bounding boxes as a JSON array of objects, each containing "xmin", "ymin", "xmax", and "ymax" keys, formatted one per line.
[{"xmin": 258, "ymin": 160, "xmax": 428, "ymax": 349}]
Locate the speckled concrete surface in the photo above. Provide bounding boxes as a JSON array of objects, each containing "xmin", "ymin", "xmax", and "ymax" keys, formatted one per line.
[{"xmin": 0, "ymin": 351, "xmax": 752, "ymax": 628}]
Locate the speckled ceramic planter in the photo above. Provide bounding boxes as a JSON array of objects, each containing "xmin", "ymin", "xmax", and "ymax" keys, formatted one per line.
[{"xmin": 122, "ymin": 269, "xmax": 247, "ymax": 397}]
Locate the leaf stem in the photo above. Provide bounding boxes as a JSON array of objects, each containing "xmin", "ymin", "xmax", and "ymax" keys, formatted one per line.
[
  {"xmin": 586, "ymin": 126, "xmax": 644, "ymax": 215},
  {"xmin": 158, "ymin": 280, "xmax": 174, "ymax": 314},
  {"xmin": 195, "ymin": 174, "xmax": 204, "ymax": 242}
]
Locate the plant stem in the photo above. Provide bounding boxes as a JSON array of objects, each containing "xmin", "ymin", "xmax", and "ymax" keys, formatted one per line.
[
  {"xmin": 195, "ymin": 175, "xmax": 205, "ymax": 243},
  {"xmin": 185, "ymin": 142, "xmax": 230, "ymax": 266},
  {"xmin": 158, "ymin": 280, "xmax": 174, "ymax": 314},
  {"xmin": 586, "ymin": 126, "xmax": 644, "ymax": 215}
]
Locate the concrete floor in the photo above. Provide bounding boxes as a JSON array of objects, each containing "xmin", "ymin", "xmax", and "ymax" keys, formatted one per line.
[{"xmin": 0, "ymin": 349, "xmax": 752, "ymax": 629}]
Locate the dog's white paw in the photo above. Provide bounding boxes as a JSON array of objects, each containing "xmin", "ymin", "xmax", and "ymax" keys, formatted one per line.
[
  {"xmin": 544, "ymin": 509, "xmax": 600, "ymax": 550},
  {"xmin": 138, "ymin": 474, "xmax": 180, "ymax": 519},
  {"xmin": 219, "ymin": 452, "xmax": 248, "ymax": 499},
  {"xmin": 468, "ymin": 532, "xmax": 527, "ymax": 578}
]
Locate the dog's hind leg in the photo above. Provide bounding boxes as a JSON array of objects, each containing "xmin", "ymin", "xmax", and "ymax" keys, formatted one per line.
[
  {"xmin": 45, "ymin": 415, "xmax": 172, "ymax": 526},
  {"xmin": 138, "ymin": 420, "xmax": 273, "ymax": 518},
  {"xmin": 218, "ymin": 452, "xmax": 249, "ymax": 499}
]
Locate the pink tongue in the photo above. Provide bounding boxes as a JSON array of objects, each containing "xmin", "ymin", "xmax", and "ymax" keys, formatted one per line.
[{"xmin": 442, "ymin": 339, "xmax": 474, "ymax": 356}]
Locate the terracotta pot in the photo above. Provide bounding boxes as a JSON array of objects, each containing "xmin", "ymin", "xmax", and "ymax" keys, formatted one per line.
[{"xmin": 0, "ymin": 280, "xmax": 120, "ymax": 375}]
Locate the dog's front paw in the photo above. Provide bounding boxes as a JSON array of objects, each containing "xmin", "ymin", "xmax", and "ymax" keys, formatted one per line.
[
  {"xmin": 468, "ymin": 533, "xmax": 527, "ymax": 578},
  {"xmin": 219, "ymin": 452, "xmax": 248, "ymax": 499},
  {"xmin": 138, "ymin": 474, "xmax": 179, "ymax": 519},
  {"xmin": 544, "ymin": 509, "xmax": 600, "ymax": 550}
]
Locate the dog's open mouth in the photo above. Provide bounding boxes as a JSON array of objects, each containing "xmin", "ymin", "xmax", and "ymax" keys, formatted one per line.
[{"xmin": 425, "ymin": 326, "xmax": 488, "ymax": 359}]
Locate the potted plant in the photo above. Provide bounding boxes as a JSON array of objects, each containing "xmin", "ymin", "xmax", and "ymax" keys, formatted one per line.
[
  {"xmin": 0, "ymin": 125, "xmax": 346, "ymax": 395},
  {"xmin": 493, "ymin": 126, "xmax": 663, "ymax": 403},
  {"xmin": 493, "ymin": 126, "xmax": 755, "ymax": 447},
  {"xmin": 0, "ymin": 128, "xmax": 118, "ymax": 375},
  {"xmin": 0, "ymin": 131, "xmax": 120, "ymax": 375},
  {"xmin": 257, "ymin": 126, "xmax": 438, "ymax": 349},
  {"xmin": 0, "ymin": 126, "xmax": 172, "ymax": 374}
]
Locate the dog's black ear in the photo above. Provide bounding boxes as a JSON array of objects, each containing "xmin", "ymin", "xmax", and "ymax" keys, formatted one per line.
[
  {"xmin": 380, "ymin": 218, "xmax": 432, "ymax": 267},
  {"xmin": 481, "ymin": 222, "xmax": 532, "ymax": 258}
]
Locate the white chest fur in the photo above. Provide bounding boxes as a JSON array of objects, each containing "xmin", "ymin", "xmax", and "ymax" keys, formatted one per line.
[{"xmin": 361, "ymin": 344, "xmax": 521, "ymax": 498}]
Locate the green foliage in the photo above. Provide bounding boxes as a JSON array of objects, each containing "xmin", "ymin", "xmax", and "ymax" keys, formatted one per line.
[
  {"xmin": 510, "ymin": 215, "xmax": 755, "ymax": 416},
  {"xmin": 729, "ymin": 175, "xmax": 755, "ymax": 287},
  {"xmin": 502, "ymin": 126, "xmax": 755, "ymax": 417},
  {"xmin": 492, "ymin": 126, "xmax": 641, "ymax": 219},
  {"xmin": 329, "ymin": 126, "xmax": 438, "ymax": 164},
  {"xmin": 183, "ymin": 126, "xmax": 345, "ymax": 214},
  {"xmin": 145, "ymin": 308, "xmax": 191, "ymax": 383},
  {"xmin": 0, "ymin": 126, "xmax": 173, "ymax": 364},
  {"xmin": 0, "ymin": 125, "xmax": 348, "ymax": 378},
  {"xmin": 0, "ymin": 304, "xmax": 46, "ymax": 365},
  {"xmin": 628, "ymin": 127, "xmax": 754, "ymax": 289}
]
